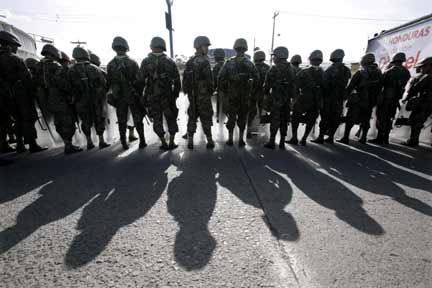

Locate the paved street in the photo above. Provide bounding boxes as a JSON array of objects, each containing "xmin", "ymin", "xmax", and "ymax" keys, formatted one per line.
[{"xmin": 1, "ymin": 103, "xmax": 431, "ymax": 287}]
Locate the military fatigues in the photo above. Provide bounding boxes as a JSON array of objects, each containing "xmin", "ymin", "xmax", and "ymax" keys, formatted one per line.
[
  {"xmin": 291, "ymin": 66, "xmax": 325, "ymax": 142},
  {"xmin": 36, "ymin": 58, "xmax": 77, "ymax": 144},
  {"xmin": 376, "ymin": 64, "xmax": 410, "ymax": 143},
  {"xmin": 213, "ymin": 60, "xmax": 227, "ymax": 118},
  {"xmin": 139, "ymin": 53, "xmax": 180, "ymax": 138},
  {"xmin": 343, "ymin": 64, "xmax": 383, "ymax": 142},
  {"xmin": 319, "ymin": 62, "xmax": 351, "ymax": 140},
  {"xmin": 249, "ymin": 62, "xmax": 270, "ymax": 127},
  {"xmin": 218, "ymin": 55, "xmax": 259, "ymax": 133},
  {"xmin": 0, "ymin": 48, "xmax": 38, "ymax": 149},
  {"xmin": 68, "ymin": 61, "xmax": 107, "ymax": 137},
  {"xmin": 264, "ymin": 61, "xmax": 296, "ymax": 139},
  {"xmin": 405, "ymin": 73, "xmax": 432, "ymax": 145},
  {"xmin": 183, "ymin": 54, "xmax": 214, "ymax": 137},
  {"xmin": 107, "ymin": 55, "xmax": 145, "ymax": 142}
]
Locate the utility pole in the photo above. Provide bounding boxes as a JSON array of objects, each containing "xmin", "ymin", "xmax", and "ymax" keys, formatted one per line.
[
  {"xmin": 165, "ymin": 0, "xmax": 174, "ymax": 58},
  {"xmin": 270, "ymin": 11, "xmax": 279, "ymax": 65}
]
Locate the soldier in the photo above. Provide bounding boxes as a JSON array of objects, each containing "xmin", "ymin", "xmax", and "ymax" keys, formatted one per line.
[
  {"xmin": 338, "ymin": 53, "xmax": 383, "ymax": 144},
  {"xmin": 263, "ymin": 46, "xmax": 296, "ymax": 149},
  {"xmin": 182, "ymin": 36, "xmax": 215, "ymax": 150},
  {"xmin": 139, "ymin": 36, "xmax": 181, "ymax": 150},
  {"xmin": 68, "ymin": 47, "xmax": 110, "ymax": 150},
  {"xmin": 312, "ymin": 49, "xmax": 351, "ymax": 144},
  {"xmin": 213, "ymin": 48, "xmax": 226, "ymax": 123},
  {"xmin": 218, "ymin": 38, "xmax": 259, "ymax": 147},
  {"xmin": 370, "ymin": 52, "xmax": 410, "ymax": 145},
  {"xmin": 107, "ymin": 36, "xmax": 146, "ymax": 150},
  {"xmin": 247, "ymin": 50, "xmax": 270, "ymax": 138},
  {"xmin": 290, "ymin": 54, "xmax": 302, "ymax": 75},
  {"xmin": 0, "ymin": 31, "xmax": 46, "ymax": 154},
  {"xmin": 288, "ymin": 50, "xmax": 325, "ymax": 146},
  {"xmin": 401, "ymin": 57, "xmax": 432, "ymax": 147}
]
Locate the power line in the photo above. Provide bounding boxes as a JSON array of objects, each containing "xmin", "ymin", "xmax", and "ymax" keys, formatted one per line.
[{"xmin": 277, "ymin": 11, "xmax": 410, "ymax": 23}]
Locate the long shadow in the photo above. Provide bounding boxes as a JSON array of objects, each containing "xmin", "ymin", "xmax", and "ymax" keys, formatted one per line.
[
  {"xmin": 262, "ymin": 146, "xmax": 385, "ymax": 236},
  {"xmin": 300, "ymin": 143, "xmax": 432, "ymax": 217},
  {"xmin": 218, "ymin": 147, "xmax": 300, "ymax": 241},
  {"xmin": 0, "ymin": 150, "xmax": 115, "ymax": 254},
  {"xmin": 166, "ymin": 150, "xmax": 217, "ymax": 271},
  {"xmin": 64, "ymin": 150, "xmax": 171, "ymax": 268}
]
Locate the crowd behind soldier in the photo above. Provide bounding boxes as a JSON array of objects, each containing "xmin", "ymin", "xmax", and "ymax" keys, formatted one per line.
[{"xmin": 1, "ymin": 29, "xmax": 432, "ymax": 166}]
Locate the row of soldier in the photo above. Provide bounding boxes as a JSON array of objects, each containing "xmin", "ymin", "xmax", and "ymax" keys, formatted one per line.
[{"xmin": 1, "ymin": 31, "xmax": 431, "ymax": 160}]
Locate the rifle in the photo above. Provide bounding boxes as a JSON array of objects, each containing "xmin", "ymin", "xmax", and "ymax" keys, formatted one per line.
[{"xmin": 33, "ymin": 94, "xmax": 55, "ymax": 139}]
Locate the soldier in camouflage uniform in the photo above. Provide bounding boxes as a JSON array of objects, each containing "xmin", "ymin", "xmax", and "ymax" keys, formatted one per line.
[
  {"xmin": 401, "ymin": 57, "xmax": 432, "ymax": 147},
  {"xmin": 68, "ymin": 47, "xmax": 110, "ymax": 150},
  {"xmin": 288, "ymin": 50, "xmax": 325, "ymax": 146},
  {"xmin": 0, "ymin": 31, "xmax": 46, "ymax": 154},
  {"xmin": 107, "ymin": 36, "xmax": 146, "ymax": 150},
  {"xmin": 139, "ymin": 36, "xmax": 181, "ymax": 150},
  {"xmin": 338, "ymin": 53, "xmax": 383, "ymax": 144},
  {"xmin": 247, "ymin": 50, "xmax": 270, "ymax": 138},
  {"xmin": 213, "ymin": 48, "xmax": 226, "ymax": 123},
  {"xmin": 218, "ymin": 38, "xmax": 259, "ymax": 147},
  {"xmin": 263, "ymin": 47, "xmax": 296, "ymax": 149},
  {"xmin": 370, "ymin": 52, "xmax": 410, "ymax": 145},
  {"xmin": 290, "ymin": 54, "xmax": 302, "ymax": 75},
  {"xmin": 182, "ymin": 36, "xmax": 215, "ymax": 149},
  {"xmin": 312, "ymin": 49, "xmax": 351, "ymax": 144}
]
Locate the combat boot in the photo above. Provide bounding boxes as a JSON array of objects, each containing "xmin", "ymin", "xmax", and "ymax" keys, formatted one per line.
[
  {"xmin": 168, "ymin": 134, "xmax": 178, "ymax": 150},
  {"xmin": 279, "ymin": 138, "xmax": 286, "ymax": 150},
  {"xmin": 311, "ymin": 134, "xmax": 324, "ymax": 144},
  {"xmin": 187, "ymin": 134, "xmax": 194, "ymax": 150},
  {"xmin": 128, "ymin": 126, "xmax": 138, "ymax": 142},
  {"xmin": 64, "ymin": 142, "xmax": 83, "ymax": 155},
  {"xmin": 238, "ymin": 130, "xmax": 246, "ymax": 148},
  {"xmin": 286, "ymin": 137, "xmax": 298, "ymax": 145},
  {"xmin": 120, "ymin": 135, "xmax": 129, "ymax": 150},
  {"xmin": 159, "ymin": 136, "xmax": 170, "ymax": 151},
  {"xmin": 206, "ymin": 138, "xmax": 215, "ymax": 149},
  {"xmin": 300, "ymin": 137, "xmax": 307, "ymax": 146},
  {"xmin": 86, "ymin": 135, "xmax": 95, "ymax": 150},
  {"xmin": 98, "ymin": 135, "xmax": 110, "ymax": 149},
  {"xmin": 137, "ymin": 129, "xmax": 147, "ymax": 149},
  {"xmin": 264, "ymin": 137, "xmax": 276, "ymax": 149},
  {"xmin": 16, "ymin": 139, "xmax": 27, "ymax": 153},
  {"xmin": 226, "ymin": 131, "xmax": 234, "ymax": 146},
  {"xmin": 29, "ymin": 141, "xmax": 48, "ymax": 153}
]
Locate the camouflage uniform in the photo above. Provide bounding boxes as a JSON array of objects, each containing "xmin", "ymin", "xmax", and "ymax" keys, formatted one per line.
[
  {"xmin": 341, "ymin": 62, "xmax": 382, "ymax": 144},
  {"xmin": 404, "ymin": 67, "xmax": 432, "ymax": 146},
  {"xmin": 375, "ymin": 63, "xmax": 410, "ymax": 143},
  {"xmin": 317, "ymin": 62, "xmax": 351, "ymax": 142},
  {"xmin": 249, "ymin": 61, "xmax": 270, "ymax": 127},
  {"xmin": 213, "ymin": 59, "xmax": 228, "ymax": 118},
  {"xmin": 0, "ymin": 47, "xmax": 38, "ymax": 150},
  {"xmin": 68, "ymin": 61, "xmax": 107, "ymax": 138},
  {"xmin": 139, "ymin": 53, "xmax": 180, "ymax": 138},
  {"xmin": 290, "ymin": 66, "xmax": 325, "ymax": 144},
  {"xmin": 183, "ymin": 54, "xmax": 214, "ymax": 137},
  {"xmin": 107, "ymin": 55, "xmax": 145, "ymax": 146},
  {"xmin": 264, "ymin": 60, "xmax": 296, "ymax": 144},
  {"xmin": 43, "ymin": 60, "xmax": 77, "ymax": 143},
  {"xmin": 218, "ymin": 55, "xmax": 259, "ymax": 133}
]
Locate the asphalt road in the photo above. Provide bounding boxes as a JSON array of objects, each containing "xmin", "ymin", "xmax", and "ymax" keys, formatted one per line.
[{"xmin": 1, "ymin": 107, "xmax": 431, "ymax": 288}]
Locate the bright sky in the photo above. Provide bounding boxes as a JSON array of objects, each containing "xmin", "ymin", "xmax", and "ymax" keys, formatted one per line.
[{"xmin": 1, "ymin": 0, "xmax": 430, "ymax": 64}]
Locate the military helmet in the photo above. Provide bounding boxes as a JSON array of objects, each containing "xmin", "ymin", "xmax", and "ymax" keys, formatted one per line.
[
  {"xmin": 361, "ymin": 53, "xmax": 375, "ymax": 65},
  {"xmin": 330, "ymin": 49, "xmax": 345, "ymax": 61},
  {"xmin": 72, "ymin": 46, "xmax": 90, "ymax": 61},
  {"xmin": 60, "ymin": 51, "xmax": 71, "ymax": 62},
  {"xmin": 391, "ymin": 52, "xmax": 406, "ymax": 63},
  {"xmin": 272, "ymin": 47, "xmax": 289, "ymax": 59},
  {"xmin": 233, "ymin": 38, "xmax": 248, "ymax": 50},
  {"xmin": 290, "ymin": 54, "xmax": 302, "ymax": 65},
  {"xmin": 193, "ymin": 36, "xmax": 211, "ymax": 48},
  {"xmin": 90, "ymin": 53, "xmax": 101, "ymax": 66},
  {"xmin": 41, "ymin": 44, "xmax": 60, "ymax": 59},
  {"xmin": 309, "ymin": 50, "xmax": 323, "ymax": 61},
  {"xmin": 112, "ymin": 36, "xmax": 129, "ymax": 51},
  {"xmin": 150, "ymin": 36, "xmax": 166, "ymax": 51},
  {"xmin": 415, "ymin": 56, "xmax": 432, "ymax": 68},
  {"xmin": 254, "ymin": 50, "xmax": 266, "ymax": 61},
  {"xmin": 0, "ymin": 30, "xmax": 21, "ymax": 47},
  {"xmin": 213, "ymin": 48, "xmax": 225, "ymax": 59},
  {"xmin": 24, "ymin": 58, "xmax": 39, "ymax": 69}
]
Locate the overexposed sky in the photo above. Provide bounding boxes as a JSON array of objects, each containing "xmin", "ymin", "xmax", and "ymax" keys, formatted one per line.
[{"xmin": 1, "ymin": 0, "xmax": 430, "ymax": 64}]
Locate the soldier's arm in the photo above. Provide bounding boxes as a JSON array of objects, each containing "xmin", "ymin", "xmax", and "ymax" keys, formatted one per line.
[
  {"xmin": 203, "ymin": 59, "xmax": 214, "ymax": 94},
  {"xmin": 172, "ymin": 62, "xmax": 181, "ymax": 98},
  {"xmin": 346, "ymin": 71, "xmax": 361, "ymax": 96}
]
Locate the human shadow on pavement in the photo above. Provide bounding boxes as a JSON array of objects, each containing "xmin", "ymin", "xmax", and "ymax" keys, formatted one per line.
[
  {"xmin": 166, "ymin": 150, "xmax": 217, "ymax": 271},
  {"xmin": 263, "ymin": 145, "xmax": 385, "ymax": 236},
  {"xmin": 0, "ymin": 150, "xmax": 116, "ymax": 255},
  {"xmin": 301, "ymin": 143, "xmax": 432, "ymax": 217},
  {"xmin": 64, "ymin": 150, "xmax": 171, "ymax": 268},
  {"xmin": 219, "ymin": 147, "xmax": 300, "ymax": 241}
]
